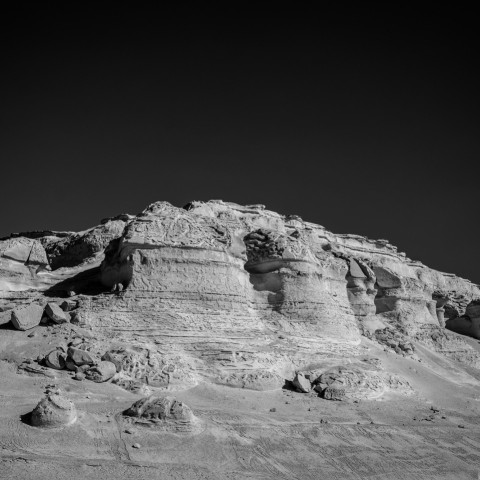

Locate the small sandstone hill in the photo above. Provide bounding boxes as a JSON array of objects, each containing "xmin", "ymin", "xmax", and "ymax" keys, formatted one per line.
[{"xmin": 1, "ymin": 200, "xmax": 480, "ymax": 394}]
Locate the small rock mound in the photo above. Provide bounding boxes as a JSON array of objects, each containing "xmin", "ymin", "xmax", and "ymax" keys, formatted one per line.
[
  {"xmin": 123, "ymin": 395, "xmax": 198, "ymax": 433},
  {"xmin": 30, "ymin": 390, "xmax": 77, "ymax": 428}
]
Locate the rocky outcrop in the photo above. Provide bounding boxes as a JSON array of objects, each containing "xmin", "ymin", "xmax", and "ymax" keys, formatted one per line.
[
  {"xmin": 1, "ymin": 200, "xmax": 479, "ymax": 393},
  {"xmin": 123, "ymin": 395, "xmax": 198, "ymax": 432}
]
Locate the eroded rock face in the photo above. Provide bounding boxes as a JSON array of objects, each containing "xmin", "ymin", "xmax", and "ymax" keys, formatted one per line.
[
  {"xmin": 124, "ymin": 395, "xmax": 198, "ymax": 432},
  {"xmin": 310, "ymin": 364, "xmax": 412, "ymax": 400},
  {"xmin": 30, "ymin": 390, "xmax": 77, "ymax": 428},
  {"xmin": 1, "ymin": 199, "xmax": 479, "ymax": 394}
]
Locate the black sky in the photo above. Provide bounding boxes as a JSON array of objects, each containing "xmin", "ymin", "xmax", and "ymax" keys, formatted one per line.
[{"xmin": 1, "ymin": 7, "xmax": 479, "ymax": 283}]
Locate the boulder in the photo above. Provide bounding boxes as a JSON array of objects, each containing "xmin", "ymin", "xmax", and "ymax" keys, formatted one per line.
[
  {"xmin": 45, "ymin": 303, "xmax": 70, "ymax": 324},
  {"xmin": 323, "ymin": 382, "xmax": 346, "ymax": 401},
  {"xmin": 67, "ymin": 347, "xmax": 96, "ymax": 366},
  {"xmin": 124, "ymin": 395, "xmax": 198, "ymax": 432},
  {"xmin": 11, "ymin": 304, "xmax": 43, "ymax": 330},
  {"xmin": 292, "ymin": 372, "xmax": 311, "ymax": 393},
  {"xmin": 30, "ymin": 390, "xmax": 77, "ymax": 428},
  {"xmin": 85, "ymin": 361, "xmax": 116, "ymax": 382},
  {"xmin": 101, "ymin": 351, "xmax": 123, "ymax": 372},
  {"xmin": 45, "ymin": 350, "xmax": 66, "ymax": 370},
  {"xmin": 65, "ymin": 357, "xmax": 77, "ymax": 371}
]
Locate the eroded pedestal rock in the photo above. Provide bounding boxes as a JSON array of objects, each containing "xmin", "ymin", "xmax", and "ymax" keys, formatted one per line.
[{"xmin": 30, "ymin": 390, "xmax": 77, "ymax": 428}]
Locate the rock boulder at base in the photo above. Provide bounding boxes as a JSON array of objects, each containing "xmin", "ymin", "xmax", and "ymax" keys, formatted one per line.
[
  {"xmin": 124, "ymin": 395, "xmax": 198, "ymax": 433},
  {"xmin": 45, "ymin": 303, "xmax": 70, "ymax": 324},
  {"xmin": 11, "ymin": 304, "xmax": 44, "ymax": 331},
  {"xmin": 292, "ymin": 372, "xmax": 311, "ymax": 393},
  {"xmin": 323, "ymin": 382, "xmax": 347, "ymax": 401},
  {"xmin": 67, "ymin": 347, "xmax": 96, "ymax": 366},
  {"xmin": 30, "ymin": 390, "xmax": 77, "ymax": 428},
  {"xmin": 85, "ymin": 361, "xmax": 116, "ymax": 382},
  {"xmin": 45, "ymin": 350, "xmax": 66, "ymax": 370}
]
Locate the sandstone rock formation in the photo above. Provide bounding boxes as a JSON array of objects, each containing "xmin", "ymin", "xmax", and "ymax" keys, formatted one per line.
[
  {"xmin": 30, "ymin": 389, "xmax": 77, "ymax": 428},
  {"xmin": 2, "ymin": 199, "xmax": 480, "ymax": 480},
  {"xmin": 1, "ymin": 200, "xmax": 479, "ymax": 394}
]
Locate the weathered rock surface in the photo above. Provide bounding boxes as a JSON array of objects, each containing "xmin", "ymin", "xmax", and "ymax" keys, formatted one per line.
[
  {"xmin": 30, "ymin": 390, "xmax": 77, "ymax": 428},
  {"xmin": 67, "ymin": 347, "xmax": 96, "ymax": 366},
  {"xmin": 11, "ymin": 304, "xmax": 44, "ymax": 330},
  {"xmin": 45, "ymin": 302, "xmax": 70, "ymax": 324},
  {"xmin": 1, "ymin": 200, "xmax": 480, "ymax": 393},
  {"xmin": 45, "ymin": 350, "xmax": 67, "ymax": 370},
  {"xmin": 85, "ymin": 360, "xmax": 116, "ymax": 382},
  {"xmin": 124, "ymin": 395, "xmax": 198, "ymax": 432},
  {"xmin": 310, "ymin": 364, "xmax": 412, "ymax": 400},
  {"xmin": 292, "ymin": 372, "xmax": 311, "ymax": 393}
]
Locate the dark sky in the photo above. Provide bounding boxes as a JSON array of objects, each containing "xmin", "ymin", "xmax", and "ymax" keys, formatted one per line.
[{"xmin": 1, "ymin": 7, "xmax": 479, "ymax": 283}]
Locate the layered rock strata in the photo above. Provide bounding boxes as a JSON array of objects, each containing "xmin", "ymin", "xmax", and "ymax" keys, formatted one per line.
[{"xmin": 1, "ymin": 200, "xmax": 479, "ymax": 392}]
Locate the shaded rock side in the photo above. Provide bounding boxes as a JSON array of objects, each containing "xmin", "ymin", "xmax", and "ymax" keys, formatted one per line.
[{"xmin": 45, "ymin": 302, "xmax": 70, "ymax": 324}]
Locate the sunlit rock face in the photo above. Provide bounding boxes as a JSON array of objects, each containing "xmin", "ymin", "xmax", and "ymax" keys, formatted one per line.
[
  {"xmin": 1, "ymin": 199, "xmax": 480, "ymax": 392},
  {"xmin": 97, "ymin": 201, "xmax": 362, "ymax": 389}
]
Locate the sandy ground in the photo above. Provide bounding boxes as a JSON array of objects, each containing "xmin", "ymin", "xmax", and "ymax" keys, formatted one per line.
[{"xmin": 1, "ymin": 326, "xmax": 480, "ymax": 480}]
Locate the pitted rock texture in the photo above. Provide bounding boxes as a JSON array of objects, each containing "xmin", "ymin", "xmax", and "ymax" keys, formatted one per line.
[
  {"xmin": 30, "ymin": 390, "xmax": 77, "ymax": 428},
  {"xmin": 123, "ymin": 395, "xmax": 198, "ymax": 432},
  {"xmin": 1, "ymin": 199, "xmax": 480, "ymax": 393}
]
